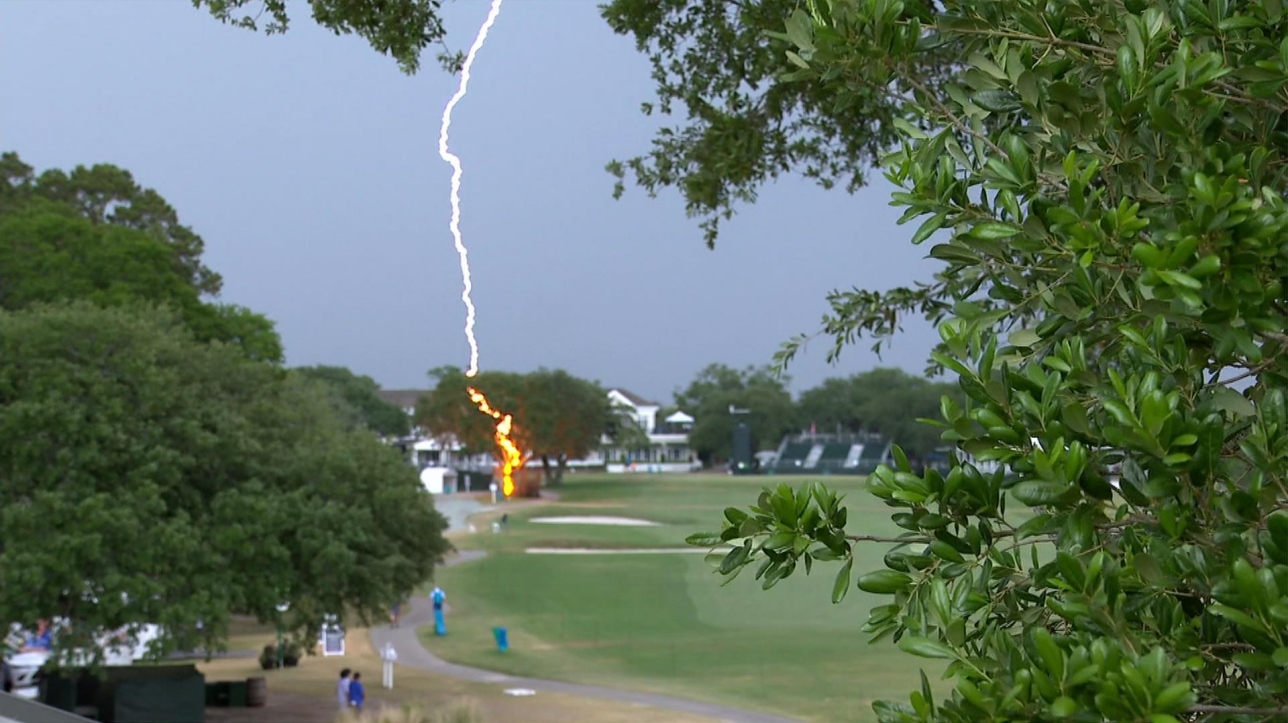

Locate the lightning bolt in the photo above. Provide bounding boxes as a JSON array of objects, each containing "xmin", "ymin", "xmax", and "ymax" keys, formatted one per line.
[
  {"xmin": 438, "ymin": 0, "xmax": 504, "ymax": 379},
  {"xmin": 437, "ymin": 0, "xmax": 524, "ymax": 497}
]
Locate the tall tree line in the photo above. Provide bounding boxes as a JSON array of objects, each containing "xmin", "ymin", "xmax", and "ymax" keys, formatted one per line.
[{"xmin": 673, "ymin": 363, "xmax": 961, "ymax": 464}]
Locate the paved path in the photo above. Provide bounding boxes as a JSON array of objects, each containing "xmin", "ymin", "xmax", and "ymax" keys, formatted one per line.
[
  {"xmin": 369, "ymin": 549, "xmax": 801, "ymax": 723},
  {"xmin": 434, "ymin": 496, "xmax": 491, "ymax": 532}
]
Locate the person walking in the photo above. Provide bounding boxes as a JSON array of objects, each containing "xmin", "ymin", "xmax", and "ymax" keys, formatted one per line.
[
  {"xmin": 431, "ymin": 585, "xmax": 447, "ymax": 636},
  {"xmin": 336, "ymin": 668, "xmax": 351, "ymax": 710},
  {"xmin": 348, "ymin": 672, "xmax": 365, "ymax": 712}
]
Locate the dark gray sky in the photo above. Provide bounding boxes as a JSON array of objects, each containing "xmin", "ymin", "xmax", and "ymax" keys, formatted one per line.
[{"xmin": 1, "ymin": 0, "xmax": 941, "ymax": 403}]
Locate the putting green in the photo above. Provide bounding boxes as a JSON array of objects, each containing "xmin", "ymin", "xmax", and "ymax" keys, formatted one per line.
[{"xmin": 422, "ymin": 475, "xmax": 945, "ymax": 722}]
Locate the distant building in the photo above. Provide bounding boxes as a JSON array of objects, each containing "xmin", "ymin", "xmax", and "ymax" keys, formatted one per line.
[
  {"xmin": 377, "ymin": 386, "xmax": 700, "ymax": 475},
  {"xmin": 375, "ymin": 389, "xmax": 483, "ymax": 471},
  {"xmin": 574, "ymin": 388, "xmax": 700, "ymax": 474},
  {"xmin": 762, "ymin": 431, "xmax": 894, "ymax": 475}
]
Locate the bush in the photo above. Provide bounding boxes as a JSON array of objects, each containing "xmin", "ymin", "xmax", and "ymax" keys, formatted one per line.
[{"xmin": 257, "ymin": 641, "xmax": 302, "ymax": 670}]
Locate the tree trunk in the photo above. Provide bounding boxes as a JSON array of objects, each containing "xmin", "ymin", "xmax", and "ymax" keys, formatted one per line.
[
  {"xmin": 552, "ymin": 454, "xmax": 567, "ymax": 486},
  {"xmin": 540, "ymin": 454, "xmax": 554, "ymax": 485},
  {"xmin": 516, "ymin": 467, "xmax": 542, "ymax": 498}
]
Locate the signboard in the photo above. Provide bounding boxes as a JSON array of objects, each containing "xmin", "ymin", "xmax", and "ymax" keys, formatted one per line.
[{"xmin": 320, "ymin": 624, "xmax": 345, "ymax": 657}]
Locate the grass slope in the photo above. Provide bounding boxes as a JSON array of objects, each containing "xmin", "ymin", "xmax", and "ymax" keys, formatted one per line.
[{"xmin": 423, "ymin": 475, "xmax": 944, "ymax": 723}]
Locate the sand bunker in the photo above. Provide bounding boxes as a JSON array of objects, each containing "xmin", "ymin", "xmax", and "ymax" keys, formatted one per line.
[
  {"xmin": 530, "ymin": 516, "xmax": 661, "ymax": 527},
  {"xmin": 525, "ymin": 547, "xmax": 708, "ymax": 555}
]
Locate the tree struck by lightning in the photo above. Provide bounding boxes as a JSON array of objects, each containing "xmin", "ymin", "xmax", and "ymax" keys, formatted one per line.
[{"xmin": 437, "ymin": 0, "xmax": 524, "ymax": 497}]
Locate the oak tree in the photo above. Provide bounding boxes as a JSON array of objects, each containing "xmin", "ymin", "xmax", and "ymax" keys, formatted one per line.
[
  {"xmin": 294, "ymin": 365, "xmax": 412, "ymax": 438},
  {"xmin": 0, "ymin": 302, "xmax": 449, "ymax": 662},
  {"xmin": 676, "ymin": 363, "xmax": 798, "ymax": 463},
  {"xmin": 0, "ymin": 155, "xmax": 283, "ymax": 364}
]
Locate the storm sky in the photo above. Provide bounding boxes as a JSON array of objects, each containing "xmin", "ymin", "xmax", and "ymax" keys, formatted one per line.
[{"xmin": 1, "ymin": 0, "xmax": 943, "ymax": 403}]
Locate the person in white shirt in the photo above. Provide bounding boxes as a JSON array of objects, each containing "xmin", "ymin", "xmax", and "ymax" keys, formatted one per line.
[{"xmin": 337, "ymin": 668, "xmax": 351, "ymax": 709}]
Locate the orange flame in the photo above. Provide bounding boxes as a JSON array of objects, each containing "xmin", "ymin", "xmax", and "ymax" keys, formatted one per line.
[{"xmin": 466, "ymin": 385, "xmax": 525, "ymax": 498}]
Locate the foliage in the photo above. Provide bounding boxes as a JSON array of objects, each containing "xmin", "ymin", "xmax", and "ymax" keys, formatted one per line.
[
  {"xmin": 418, "ymin": 366, "xmax": 532, "ymax": 455},
  {"xmin": 675, "ymin": 364, "xmax": 797, "ymax": 463},
  {"xmin": 258, "ymin": 641, "xmax": 301, "ymax": 669},
  {"xmin": 0, "ymin": 303, "xmax": 450, "ymax": 664},
  {"xmin": 600, "ymin": 0, "xmax": 954, "ymax": 248},
  {"xmin": 797, "ymin": 369, "xmax": 962, "ymax": 460},
  {"xmin": 294, "ymin": 365, "xmax": 412, "ymax": 438},
  {"xmin": 0, "ymin": 154, "xmax": 283, "ymax": 363},
  {"xmin": 417, "ymin": 367, "xmax": 613, "ymax": 486},
  {"xmin": 0, "ymin": 152, "xmax": 219, "ymax": 294},
  {"xmin": 524, "ymin": 368, "xmax": 613, "ymax": 485},
  {"xmin": 698, "ymin": 0, "xmax": 1288, "ymax": 720},
  {"xmin": 191, "ymin": 0, "xmax": 460, "ymax": 75}
]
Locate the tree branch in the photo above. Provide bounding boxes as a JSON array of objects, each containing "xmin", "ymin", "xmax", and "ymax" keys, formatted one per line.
[{"xmin": 1190, "ymin": 703, "xmax": 1288, "ymax": 716}]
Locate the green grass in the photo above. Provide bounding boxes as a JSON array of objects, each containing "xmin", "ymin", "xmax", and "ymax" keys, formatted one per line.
[{"xmin": 423, "ymin": 475, "xmax": 948, "ymax": 723}]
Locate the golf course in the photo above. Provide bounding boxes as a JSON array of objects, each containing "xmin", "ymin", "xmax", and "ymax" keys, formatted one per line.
[{"xmin": 421, "ymin": 474, "xmax": 945, "ymax": 723}]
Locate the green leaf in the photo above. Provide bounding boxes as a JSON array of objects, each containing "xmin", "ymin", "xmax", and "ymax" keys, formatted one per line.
[
  {"xmin": 971, "ymin": 89, "xmax": 1022, "ymax": 113},
  {"xmin": 723, "ymin": 507, "xmax": 749, "ymax": 525},
  {"xmin": 929, "ymin": 539, "xmax": 966, "ymax": 563},
  {"xmin": 832, "ymin": 557, "xmax": 853, "ymax": 604},
  {"xmin": 1009, "ymin": 328, "xmax": 1041, "ymax": 347},
  {"xmin": 898, "ymin": 635, "xmax": 957, "ymax": 659},
  {"xmin": 856, "ymin": 569, "xmax": 913, "ymax": 594},
  {"xmin": 1211, "ymin": 387, "xmax": 1255, "ymax": 417},
  {"xmin": 968, "ymin": 222, "xmax": 1022, "ymax": 240},
  {"xmin": 1210, "ymin": 603, "xmax": 1265, "ymax": 632},
  {"xmin": 685, "ymin": 532, "xmax": 723, "ymax": 547},
  {"xmin": 1012, "ymin": 480, "xmax": 1070, "ymax": 506},
  {"xmin": 1049, "ymin": 696, "xmax": 1077, "ymax": 719},
  {"xmin": 911, "ymin": 212, "xmax": 948, "ymax": 245}
]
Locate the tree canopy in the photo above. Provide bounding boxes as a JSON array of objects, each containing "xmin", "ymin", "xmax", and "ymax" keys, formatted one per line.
[
  {"xmin": 0, "ymin": 303, "xmax": 449, "ymax": 661},
  {"xmin": 0, "ymin": 153, "xmax": 283, "ymax": 364},
  {"xmin": 675, "ymin": 363, "xmax": 797, "ymax": 463},
  {"xmin": 698, "ymin": 0, "xmax": 1288, "ymax": 721},
  {"xmin": 599, "ymin": 0, "xmax": 949, "ymax": 247},
  {"xmin": 524, "ymin": 368, "xmax": 614, "ymax": 485},
  {"xmin": 1, "ymin": 152, "xmax": 220, "ymax": 295},
  {"xmin": 796, "ymin": 368, "xmax": 962, "ymax": 460},
  {"xmin": 294, "ymin": 365, "xmax": 412, "ymax": 438},
  {"xmin": 191, "ymin": 0, "xmax": 457, "ymax": 75},
  {"xmin": 418, "ymin": 366, "xmax": 616, "ymax": 490}
]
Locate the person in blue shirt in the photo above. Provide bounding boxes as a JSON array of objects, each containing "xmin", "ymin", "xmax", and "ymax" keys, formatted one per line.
[
  {"xmin": 21, "ymin": 619, "xmax": 52, "ymax": 652},
  {"xmin": 431, "ymin": 586, "xmax": 447, "ymax": 636},
  {"xmin": 348, "ymin": 672, "xmax": 365, "ymax": 712}
]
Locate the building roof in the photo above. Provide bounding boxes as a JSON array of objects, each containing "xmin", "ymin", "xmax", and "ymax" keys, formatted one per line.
[
  {"xmin": 665, "ymin": 410, "xmax": 695, "ymax": 424},
  {"xmin": 0, "ymin": 692, "xmax": 95, "ymax": 723},
  {"xmin": 377, "ymin": 389, "xmax": 431, "ymax": 409},
  {"xmin": 608, "ymin": 388, "xmax": 658, "ymax": 407}
]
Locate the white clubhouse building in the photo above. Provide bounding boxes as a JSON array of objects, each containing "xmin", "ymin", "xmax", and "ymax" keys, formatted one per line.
[{"xmin": 376, "ymin": 386, "xmax": 699, "ymax": 475}]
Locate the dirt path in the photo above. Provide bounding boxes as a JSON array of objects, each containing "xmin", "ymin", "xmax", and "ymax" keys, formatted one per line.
[{"xmin": 369, "ymin": 549, "xmax": 801, "ymax": 723}]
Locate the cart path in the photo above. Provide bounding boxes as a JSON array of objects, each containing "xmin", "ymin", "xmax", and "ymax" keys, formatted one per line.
[{"xmin": 369, "ymin": 549, "xmax": 801, "ymax": 723}]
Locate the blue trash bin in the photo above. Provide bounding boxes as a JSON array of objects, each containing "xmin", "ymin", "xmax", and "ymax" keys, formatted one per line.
[{"xmin": 492, "ymin": 626, "xmax": 509, "ymax": 653}]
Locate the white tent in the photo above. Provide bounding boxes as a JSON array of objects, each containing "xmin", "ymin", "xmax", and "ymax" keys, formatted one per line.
[{"xmin": 418, "ymin": 467, "xmax": 458, "ymax": 495}]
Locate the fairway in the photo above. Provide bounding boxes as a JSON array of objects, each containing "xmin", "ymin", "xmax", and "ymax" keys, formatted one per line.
[{"xmin": 421, "ymin": 474, "xmax": 945, "ymax": 723}]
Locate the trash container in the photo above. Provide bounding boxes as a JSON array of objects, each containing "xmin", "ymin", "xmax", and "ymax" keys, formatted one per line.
[
  {"xmin": 227, "ymin": 679, "xmax": 248, "ymax": 708},
  {"xmin": 492, "ymin": 627, "xmax": 509, "ymax": 653}
]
